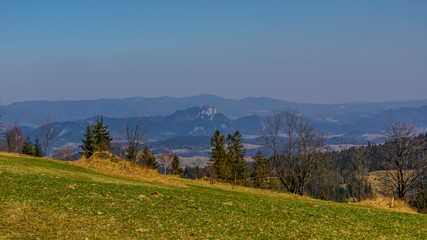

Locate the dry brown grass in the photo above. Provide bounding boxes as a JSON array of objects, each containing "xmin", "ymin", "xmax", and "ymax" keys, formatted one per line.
[
  {"xmin": 356, "ymin": 196, "xmax": 418, "ymax": 214},
  {"xmin": 360, "ymin": 170, "xmax": 419, "ymax": 214},
  {"xmin": 368, "ymin": 170, "xmax": 416, "ymax": 197},
  {"xmin": 71, "ymin": 152, "xmax": 185, "ymax": 187},
  {"xmin": 368, "ymin": 170, "xmax": 394, "ymax": 196}
]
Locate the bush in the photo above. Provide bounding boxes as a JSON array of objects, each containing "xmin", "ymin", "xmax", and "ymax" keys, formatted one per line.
[
  {"xmin": 410, "ymin": 183, "xmax": 427, "ymax": 214},
  {"xmin": 320, "ymin": 190, "xmax": 327, "ymax": 200}
]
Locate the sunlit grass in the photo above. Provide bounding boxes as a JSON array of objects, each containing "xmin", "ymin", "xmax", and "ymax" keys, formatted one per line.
[{"xmin": 1, "ymin": 152, "xmax": 426, "ymax": 239}]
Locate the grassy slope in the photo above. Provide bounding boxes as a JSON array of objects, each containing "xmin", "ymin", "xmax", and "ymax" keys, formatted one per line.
[{"xmin": 0, "ymin": 153, "xmax": 426, "ymax": 240}]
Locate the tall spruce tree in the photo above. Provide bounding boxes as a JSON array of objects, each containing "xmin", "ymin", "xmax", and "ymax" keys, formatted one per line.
[
  {"xmin": 21, "ymin": 136, "xmax": 34, "ymax": 156},
  {"xmin": 138, "ymin": 145, "xmax": 158, "ymax": 169},
  {"xmin": 92, "ymin": 116, "xmax": 112, "ymax": 152},
  {"xmin": 251, "ymin": 150, "xmax": 269, "ymax": 188},
  {"xmin": 81, "ymin": 125, "xmax": 96, "ymax": 158},
  {"xmin": 209, "ymin": 130, "xmax": 227, "ymax": 180},
  {"xmin": 227, "ymin": 131, "xmax": 246, "ymax": 188},
  {"xmin": 81, "ymin": 116, "xmax": 113, "ymax": 158},
  {"xmin": 33, "ymin": 136, "xmax": 43, "ymax": 157},
  {"xmin": 170, "ymin": 154, "xmax": 183, "ymax": 175}
]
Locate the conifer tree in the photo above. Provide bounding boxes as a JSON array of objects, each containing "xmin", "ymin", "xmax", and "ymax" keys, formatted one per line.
[
  {"xmin": 208, "ymin": 130, "xmax": 227, "ymax": 179},
  {"xmin": 33, "ymin": 136, "xmax": 43, "ymax": 157},
  {"xmin": 138, "ymin": 145, "xmax": 157, "ymax": 169},
  {"xmin": 227, "ymin": 131, "xmax": 246, "ymax": 188},
  {"xmin": 81, "ymin": 116, "xmax": 113, "ymax": 158},
  {"xmin": 92, "ymin": 116, "xmax": 112, "ymax": 152},
  {"xmin": 170, "ymin": 154, "xmax": 183, "ymax": 175},
  {"xmin": 21, "ymin": 136, "xmax": 34, "ymax": 156},
  {"xmin": 251, "ymin": 150, "xmax": 269, "ymax": 188},
  {"xmin": 81, "ymin": 125, "xmax": 96, "ymax": 158}
]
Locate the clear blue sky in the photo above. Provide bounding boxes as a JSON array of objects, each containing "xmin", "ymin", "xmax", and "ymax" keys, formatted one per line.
[{"xmin": 1, "ymin": 0, "xmax": 426, "ymax": 104}]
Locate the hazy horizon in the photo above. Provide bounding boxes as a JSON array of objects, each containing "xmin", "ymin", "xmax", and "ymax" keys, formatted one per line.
[
  {"xmin": 1, "ymin": 1, "xmax": 426, "ymax": 105},
  {"xmin": 2, "ymin": 93, "xmax": 427, "ymax": 106}
]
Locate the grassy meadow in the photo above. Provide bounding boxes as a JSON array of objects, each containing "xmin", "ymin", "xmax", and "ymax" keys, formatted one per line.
[{"xmin": 0, "ymin": 152, "xmax": 426, "ymax": 239}]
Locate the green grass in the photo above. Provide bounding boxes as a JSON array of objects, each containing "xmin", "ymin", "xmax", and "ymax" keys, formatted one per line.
[{"xmin": 1, "ymin": 153, "xmax": 426, "ymax": 239}]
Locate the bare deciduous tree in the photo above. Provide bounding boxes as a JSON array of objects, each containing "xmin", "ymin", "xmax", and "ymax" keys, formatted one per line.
[
  {"xmin": 1, "ymin": 122, "xmax": 23, "ymax": 153},
  {"xmin": 111, "ymin": 141, "xmax": 126, "ymax": 159},
  {"xmin": 383, "ymin": 121, "xmax": 427, "ymax": 199},
  {"xmin": 281, "ymin": 110, "xmax": 299, "ymax": 192},
  {"xmin": 260, "ymin": 109, "xmax": 325, "ymax": 196},
  {"xmin": 120, "ymin": 119, "xmax": 148, "ymax": 164},
  {"xmin": 284, "ymin": 116, "xmax": 325, "ymax": 195},
  {"xmin": 52, "ymin": 146, "xmax": 75, "ymax": 161},
  {"xmin": 352, "ymin": 146, "xmax": 370, "ymax": 201},
  {"xmin": 41, "ymin": 118, "xmax": 58, "ymax": 157},
  {"xmin": 259, "ymin": 110, "xmax": 285, "ymax": 177},
  {"xmin": 206, "ymin": 163, "xmax": 217, "ymax": 184},
  {"xmin": 157, "ymin": 147, "xmax": 174, "ymax": 174}
]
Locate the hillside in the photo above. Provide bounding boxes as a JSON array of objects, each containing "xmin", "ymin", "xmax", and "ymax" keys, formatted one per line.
[{"xmin": 1, "ymin": 153, "xmax": 426, "ymax": 239}]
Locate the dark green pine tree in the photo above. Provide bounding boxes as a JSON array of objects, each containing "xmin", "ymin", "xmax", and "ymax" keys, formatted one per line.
[
  {"xmin": 209, "ymin": 130, "xmax": 228, "ymax": 180},
  {"xmin": 92, "ymin": 116, "xmax": 112, "ymax": 152},
  {"xmin": 251, "ymin": 150, "xmax": 269, "ymax": 188},
  {"xmin": 81, "ymin": 125, "xmax": 96, "ymax": 158},
  {"xmin": 138, "ymin": 145, "xmax": 158, "ymax": 169},
  {"xmin": 170, "ymin": 154, "xmax": 183, "ymax": 176},
  {"xmin": 33, "ymin": 136, "xmax": 43, "ymax": 157},
  {"xmin": 21, "ymin": 136, "xmax": 34, "ymax": 156},
  {"xmin": 227, "ymin": 131, "xmax": 246, "ymax": 188}
]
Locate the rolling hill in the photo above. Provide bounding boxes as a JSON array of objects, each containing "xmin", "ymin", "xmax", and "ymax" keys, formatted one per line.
[{"xmin": 0, "ymin": 152, "xmax": 426, "ymax": 239}]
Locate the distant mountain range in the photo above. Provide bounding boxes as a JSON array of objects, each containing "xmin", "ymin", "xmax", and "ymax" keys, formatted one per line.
[
  {"xmin": 2, "ymin": 95, "xmax": 427, "ymax": 157},
  {"xmin": 22, "ymin": 106, "xmax": 262, "ymax": 155},
  {"xmin": 3, "ymin": 94, "xmax": 427, "ymax": 128}
]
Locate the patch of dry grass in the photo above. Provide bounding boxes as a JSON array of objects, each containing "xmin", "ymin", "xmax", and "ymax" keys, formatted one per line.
[
  {"xmin": 365, "ymin": 170, "xmax": 419, "ymax": 214},
  {"xmin": 357, "ymin": 197, "xmax": 418, "ymax": 214},
  {"xmin": 368, "ymin": 170, "xmax": 416, "ymax": 197},
  {"xmin": 71, "ymin": 152, "xmax": 185, "ymax": 187}
]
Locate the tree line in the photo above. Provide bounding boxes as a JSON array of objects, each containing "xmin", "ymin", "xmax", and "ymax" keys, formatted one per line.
[
  {"xmin": 0, "ymin": 116, "xmax": 182, "ymax": 175},
  {"xmin": 0, "ymin": 119, "xmax": 58, "ymax": 158},
  {"xmin": 184, "ymin": 110, "xmax": 427, "ymax": 213},
  {"xmin": 207, "ymin": 130, "xmax": 246, "ymax": 188},
  {"xmin": 197, "ymin": 110, "xmax": 326, "ymax": 196},
  {"xmin": 80, "ymin": 117, "xmax": 183, "ymax": 175}
]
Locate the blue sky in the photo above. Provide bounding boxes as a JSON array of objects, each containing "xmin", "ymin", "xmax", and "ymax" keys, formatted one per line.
[{"xmin": 1, "ymin": 1, "xmax": 426, "ymax": 104}]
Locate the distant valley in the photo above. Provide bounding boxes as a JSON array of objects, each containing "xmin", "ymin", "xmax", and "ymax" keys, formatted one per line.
[{"xmin": 2, "ymin": 95, "xmax": 427, "ymax": 159}]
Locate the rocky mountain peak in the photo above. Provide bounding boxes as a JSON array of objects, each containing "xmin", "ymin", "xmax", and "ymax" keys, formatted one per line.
[{"xmin": 196, "ymin": 105, "xmax": 216, "ymax": 121}]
